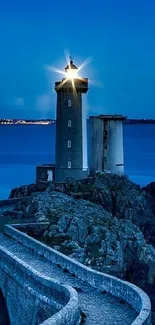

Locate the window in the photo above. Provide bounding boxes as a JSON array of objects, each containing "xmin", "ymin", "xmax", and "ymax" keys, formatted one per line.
[
  {"xmin": 68, "ymin": 161, "xmax": 71, "ymax": 168},
  {"xmin": 68, "ymin": 140, "xmax": 71, "ymax": 148},
  {"xmin": 68, "ymin": 120, "xmax": 72, "ymax": 127},
  {"xmin": 68, "ymin": 99, "xmax": 72, "ymax": 107}
]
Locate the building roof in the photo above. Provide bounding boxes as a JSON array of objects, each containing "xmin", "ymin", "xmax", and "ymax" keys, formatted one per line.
[
  {"xmin": 65, "ymin": 60, "xmax": 78, "ymax": 71},
  {"xmin": 99, "ymin": 114, "xmax": 127, "ymax": 120},
  {"xmin": 89, "ymin": 114, "xmax": 127, "ymax": 120}
]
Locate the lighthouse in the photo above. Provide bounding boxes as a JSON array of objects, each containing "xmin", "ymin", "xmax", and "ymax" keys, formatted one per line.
[
  {"xmin": 36, "ymin": 59, "xmax": 126, "ymax": 185},
  {"xmin": 55, "ymin": 59, "xmax": 88, "ymax": 182}
]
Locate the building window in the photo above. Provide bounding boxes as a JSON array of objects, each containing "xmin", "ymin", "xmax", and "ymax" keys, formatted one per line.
[
  {"xmin": 68, "ymin": 120, "xmax": 72, "ymax": 127},
  {"xmin": 68, "ymin": 100, "xmax": 72, "ymax": 107},
  {"xmin": 68, "ymin": 140, "xmax": 71, "ymax": 148},
  {"xmin": 68, "ymin": 161, "xmax": 71, "ymax": 168}
]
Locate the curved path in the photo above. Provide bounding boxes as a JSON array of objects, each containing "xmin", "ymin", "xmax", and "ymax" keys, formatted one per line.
[{"xmin": 0, "ymin": 232, "xmax": 137, "ymax": 325}]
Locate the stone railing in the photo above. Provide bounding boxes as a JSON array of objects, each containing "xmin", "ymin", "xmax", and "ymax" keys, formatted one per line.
[
  {"xmin": 5, "ymin": 223, "xmax": 151, "ymax": 325},
  {"xmin": 0, "ymin": 233, "xmax": 80, "ymax": 325}
]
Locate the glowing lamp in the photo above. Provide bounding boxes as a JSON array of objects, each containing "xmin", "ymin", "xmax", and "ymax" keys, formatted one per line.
[{"xmin": 65, "ymin": 59, "xmax": 78, "ymax": 79}]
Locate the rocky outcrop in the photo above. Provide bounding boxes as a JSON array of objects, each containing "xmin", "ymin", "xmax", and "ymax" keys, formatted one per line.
[
  {"xmin": 9, "ymin": 183, "xmax": 48, "ymax": 198},
  {"xmin": 11, "ymin": 174, "xmax": 155, "ymax": 290},
  {"xmin": 57, "ymin": 174, "xmax": 155, "ymax": 245},
  {"xmin": 5, "ymin": 173, "xmax": 155, "ymax": 323}
]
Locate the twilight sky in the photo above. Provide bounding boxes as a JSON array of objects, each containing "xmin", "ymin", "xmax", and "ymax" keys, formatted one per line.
[{"xmin": 0, "ymin": 0, "xmax": 155, "ymax": 119}]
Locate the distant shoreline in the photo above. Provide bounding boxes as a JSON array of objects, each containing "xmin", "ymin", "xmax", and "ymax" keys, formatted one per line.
[
  {"xmin": 124, "ymin": 119, "xmax": 155, "ymax": 124},
  {"xmin": 0, "ymin": 119, "xmax": 55, "ymax": 125},
  {"xmin": 0, "ymin": 119, "xmax": 155, "ymax": 125}
]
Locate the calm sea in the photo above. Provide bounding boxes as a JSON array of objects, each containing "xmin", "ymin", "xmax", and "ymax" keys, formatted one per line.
[{"xmin": 0, "ymin": 123, "xmax": 155, "ymax": 199}]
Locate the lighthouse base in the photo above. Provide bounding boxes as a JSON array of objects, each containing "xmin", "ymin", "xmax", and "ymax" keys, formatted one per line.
[{"xmin": 55, "ymin": 168, "xmax": 88, "ymax": 182}]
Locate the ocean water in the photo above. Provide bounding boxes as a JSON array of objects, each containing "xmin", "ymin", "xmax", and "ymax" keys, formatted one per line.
[
  {"xmin": 124, "ymin": 124, "xmax": 155, "ymax": 185},
  {"xmin": 0, "ymin": 123, "xmax": 155, "ymax": 199}
]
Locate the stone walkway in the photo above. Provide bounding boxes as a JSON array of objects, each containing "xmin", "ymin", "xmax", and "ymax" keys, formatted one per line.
[{"xmin": 0, "ymin": 233, "xmax": 137, "ymax": 325}]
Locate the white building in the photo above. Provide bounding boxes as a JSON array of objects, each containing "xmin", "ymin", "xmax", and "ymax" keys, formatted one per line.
[{"xmin": 87, "ymin": 115, "xmax": 126, "ymax": 175}]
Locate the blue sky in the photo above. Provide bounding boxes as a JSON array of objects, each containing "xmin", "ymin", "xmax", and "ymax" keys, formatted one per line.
[{"xmin": 0, "ymin": 0, "xmax": 155, "ymax": 119}]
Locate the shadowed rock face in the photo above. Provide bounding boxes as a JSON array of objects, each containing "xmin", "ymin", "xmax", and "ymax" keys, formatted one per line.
[
  {"xmin": 10, "ymin": 174, "xmax": 155, "ymax": 292},
  {"xmin": 143, "ymin": 182, "xmax": 155, "ymax": 199}
]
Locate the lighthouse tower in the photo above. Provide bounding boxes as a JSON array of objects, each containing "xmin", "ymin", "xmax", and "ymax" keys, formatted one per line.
[{"xmin": 55, "ymin": 60, "xmax": 88, "ymax": 182}]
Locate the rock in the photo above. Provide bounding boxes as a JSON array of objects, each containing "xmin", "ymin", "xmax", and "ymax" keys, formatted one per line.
[
  {"xmin": 9, "ymin": 183, "xmax": 48, "ymax": 198},
  {"xmin": 47, "ymin": 225, "xmax": 59, "ymax": 237},
  {"xmin": 36, "ymin": 213, "xmax": 48, "ymax": 222},
  {"xmin": 143, "ymin": 182, "xmax": 155, "ymax": 198},
  {"xmin": 10, "ymin": 174, "xmax": 155, "ymax": 290},
  {"xmin": 25, "ymin": 201, "xmax": 38, "ymax": 215}
]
